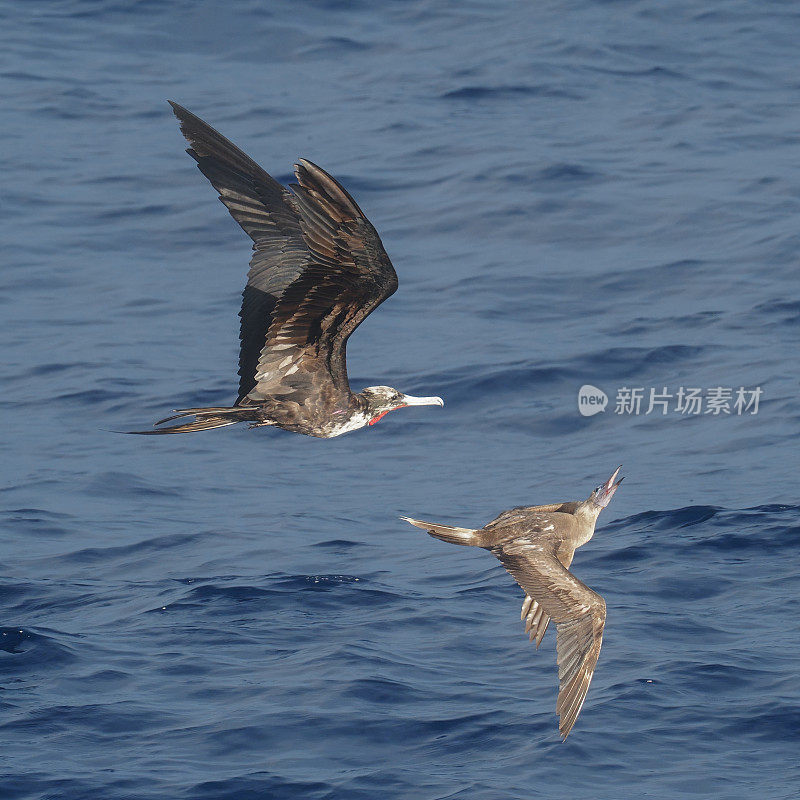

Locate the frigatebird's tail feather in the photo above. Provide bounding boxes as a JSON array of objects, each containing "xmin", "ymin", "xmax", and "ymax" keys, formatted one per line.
[
  {"xmin": 126, "ymin": 406, "xmax": 259, "ymax": 435},
  {"xmin": 128, "ymin": 418, "xmax": 238, "ymax": 435},
  {"xmin": 400, "ymin": 516, "xmax": 481, "ymax": 547},
  {"xmin": 152, "ymin": 407, "xmax": 247, "ymax": 426}
]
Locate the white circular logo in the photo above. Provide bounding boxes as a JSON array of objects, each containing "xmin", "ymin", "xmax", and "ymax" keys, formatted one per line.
[{"xmin": 577, "ymin": 385, "xmax": 608, "ymax": 417}]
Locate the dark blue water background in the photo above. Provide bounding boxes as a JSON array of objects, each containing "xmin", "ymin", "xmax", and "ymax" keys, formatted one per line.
[{"xmin": 2, "ymin": 2, "xmax": 799, "ymax": 798}]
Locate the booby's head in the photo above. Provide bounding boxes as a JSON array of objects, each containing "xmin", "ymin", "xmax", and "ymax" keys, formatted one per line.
[
  {"xmin": 588, "ymin": 466, "xmax": 624, "ymax": 511},
  {"xmin": 360, "ymin": 386, "xmax": 444, "ymax": 427}
]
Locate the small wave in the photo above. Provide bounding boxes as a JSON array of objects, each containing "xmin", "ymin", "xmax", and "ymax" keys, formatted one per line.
[
  {"xmin": 59, "ymin": 532, "xmax": 199, "ymax": 565},
  {"xmin": 312, "ymin": 539, "xmax": 363, "ymax": 550},
  {"xmin": 156, "ymin": 575, "xmax": 400, "ymax": 617},
  {"xmin": 83, "ymin": 471, "xmax": 182, "ymax": 499},
  {"xmin": 441, "ymin": 84, "xmax": 582, "ymax": 100},
  {"xmin": 0, "ymin": 627, "xmax": 77, "ymax": 670},
  {"xmin": 188, "ymin": 773, "xmax": 332, "ymax": 799},
  {"xmin": 618, "ymin": 505, "xmax": 721, "ymax": 530}
]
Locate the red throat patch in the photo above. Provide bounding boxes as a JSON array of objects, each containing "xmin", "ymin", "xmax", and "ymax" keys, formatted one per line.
[{"xmin": 368, "ymin": 404, "xmax": 407, "ymax": 426}]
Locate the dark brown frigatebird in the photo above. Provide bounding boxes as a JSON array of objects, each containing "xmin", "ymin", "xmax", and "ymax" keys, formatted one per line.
[
  {"xmin": 402, "ymin": 467, "xmax": 623, "ymax": 739},
  {"xmin": 132, "ymin": 102, "xmax": 443, "ymax": 437}
]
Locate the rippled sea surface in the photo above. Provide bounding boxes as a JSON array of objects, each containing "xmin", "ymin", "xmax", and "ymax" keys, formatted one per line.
[{"xmin": 2, "ymin": 2, "xmax": 800, "ymax": 798}]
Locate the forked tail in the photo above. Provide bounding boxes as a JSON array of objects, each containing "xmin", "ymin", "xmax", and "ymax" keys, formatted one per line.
[
  {"xmin": 127, "ymin": 406, "xmax": 260, "ymax": 435},
  {"xmin": 400, "ymin": 516, "xmax": 481, "ymax": 546}
]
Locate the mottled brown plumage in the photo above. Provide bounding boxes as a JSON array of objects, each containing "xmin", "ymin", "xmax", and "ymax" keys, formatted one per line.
[
  {"xmin": 402, "ymin": 467, "xmax": 623, "ymax": 739},
  {"xmin": 130, "ymin": 103, "xmax": 442, "ymax": 437}
]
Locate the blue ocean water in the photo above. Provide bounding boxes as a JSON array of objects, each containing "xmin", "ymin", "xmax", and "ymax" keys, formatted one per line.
[{"xmin": 2, "ymin": 1, "xmax": 799, "ymax": 797}]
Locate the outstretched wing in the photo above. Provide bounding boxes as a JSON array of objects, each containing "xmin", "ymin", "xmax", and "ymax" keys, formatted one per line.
[
  {"xmin": 493, "ymin": 540, "xmax": 606, "ymax": 739},
  {"xmin": 168, "ymin": 102, "xmax": 309, "ymax": 404},
  {"xmin": 256, "ymin": 158, "xmax": 398, "ymax": 399},
  {"xmin": 168, "ymin": 103, "xmax": 398, "ymax": 405},
  {"xmin": 519, "ymin": 549, "xmax": 573, "ymax": 648},
  {"xmin": 483, "ymin": 509, "xmax": 576, "ymax": 649}
]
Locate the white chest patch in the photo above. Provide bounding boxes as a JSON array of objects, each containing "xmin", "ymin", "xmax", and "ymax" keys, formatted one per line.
[{"xmin": 325, "ymin": 412, "xmax": 371, "ymax": 438}]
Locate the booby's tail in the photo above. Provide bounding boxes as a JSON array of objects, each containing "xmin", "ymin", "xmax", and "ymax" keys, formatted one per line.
[
  {"xmin": 126, "ymin": 406, "xmax": 260, "ymax": 435},
  {"xmin": 400, "ymin": 516, "xmax": 481, "ymax": 547}
]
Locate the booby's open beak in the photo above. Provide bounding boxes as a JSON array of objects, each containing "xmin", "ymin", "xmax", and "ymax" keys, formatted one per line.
[
  {"xmin": 594, "ymin": 465, "xmax": 624, "ymax": 508},
  {"xmin": 400, "ymin": 394, "xmax": 445, "ymax": 407}
]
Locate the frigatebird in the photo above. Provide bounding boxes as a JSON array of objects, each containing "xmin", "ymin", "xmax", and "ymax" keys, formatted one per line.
[
  {"xmin": 402, "ymin": 467, "xmax": 623, "ymax": 739},
  {"xmin": 131, "ymin": 103, "xmax": 443, "ymax": 437}
]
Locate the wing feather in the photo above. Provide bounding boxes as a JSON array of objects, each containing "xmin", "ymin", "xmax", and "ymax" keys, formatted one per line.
[
  {"xmin": 168, "ymin": 102, "xmax": 309, "ymax": 403},
  {"xmin": 168, "ymin": 103, "xmax": 397, "ymax": 406},
  {"xmin": 519, "ymin": 550, "xmax": 573, "ymax": 648},
  {"xmin": 259, "ymin": 160, "xmax": 397, "ymax": 394},
  {"xmin": 494, "ymin": 540, "xmax": 605, "ymax": 739}
]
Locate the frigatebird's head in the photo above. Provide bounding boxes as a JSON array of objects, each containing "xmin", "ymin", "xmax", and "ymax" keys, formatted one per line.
[
  {"xmin": 588, "ymin": 466, "xmax": 624, "ymax": 510},
  {"xmin": 361, "ymin": 386, "xmax": 444, "ymax": 427}
]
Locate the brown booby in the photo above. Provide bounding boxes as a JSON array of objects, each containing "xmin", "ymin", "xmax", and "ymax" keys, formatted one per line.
[
  {"xmin": 131, "ymin": 103, "xmax": 443, "ymax": 437},
  {"xmin": 401, "ymin": 467, "xmax": 623, "ymax": 739}
]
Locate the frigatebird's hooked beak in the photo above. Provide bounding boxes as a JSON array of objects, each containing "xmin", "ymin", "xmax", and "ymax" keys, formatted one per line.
[
  {"xmin": 592, "ymin": 465, "xmax": 624, "ymax": 508},
  {"xmin": 367, "ymin": 392, "xmax": 444, "ymax": 426},
  {"xmin": 400, "ymin": 394, "xmax": 445, "ymax": 408}
]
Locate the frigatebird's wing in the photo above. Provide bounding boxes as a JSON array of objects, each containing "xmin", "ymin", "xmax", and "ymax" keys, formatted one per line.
[
  {"xmin": 168, "ymin": 103, "xmax": 398, "ymax": 406},
  {"xmin": 492, "ymin": 539, "xmax": 606, "ymax": 739},
  {"xmin": 168, "ymin": 102, "xmax": 309, "ymax": 405},
  {"xmin": 253, "ymin": 158, "xmax": 398, "ymax": 401}
]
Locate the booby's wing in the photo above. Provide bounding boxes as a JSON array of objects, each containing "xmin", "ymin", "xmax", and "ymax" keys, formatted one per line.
[
  {"xmin": 169, "ymin": 103, "xmax": 398, "ymax": 406},
  {"xmin": 482, "ymin": 509, "xmax": 573, "ymax": 649},
  {"xmin": 492, "ymin": 540, "xmax": 606, "ymax": 739},
  {"xmin": 484, "ymin": 503, "xmax": 581, "ymax": 531},
  {"xmin": 519, "ymin": 550, "xmax": 573, "ymax": 648}
]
